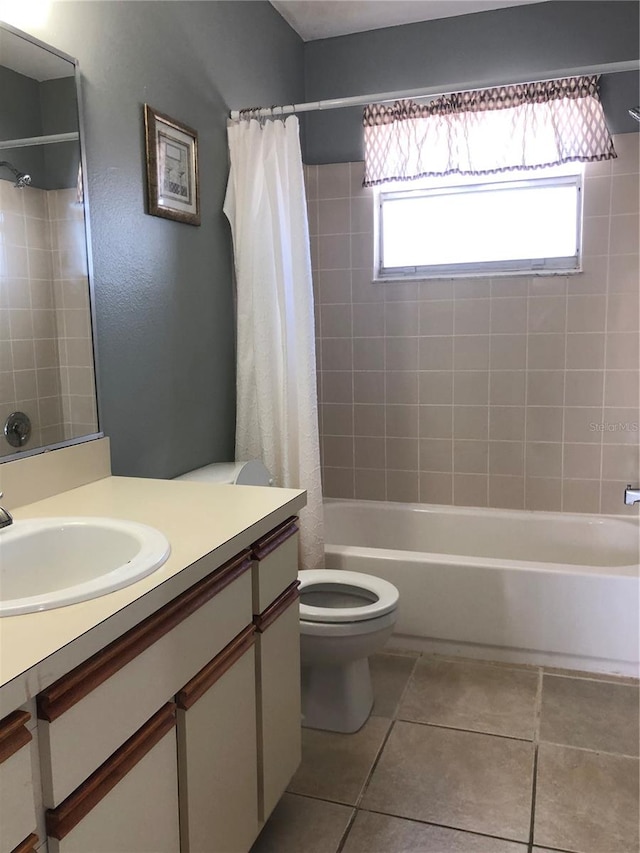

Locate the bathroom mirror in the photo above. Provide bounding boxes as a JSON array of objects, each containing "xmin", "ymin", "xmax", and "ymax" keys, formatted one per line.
[{"xmin": 0, "ymin": 22, "xmax": 100, "ymax": 460}]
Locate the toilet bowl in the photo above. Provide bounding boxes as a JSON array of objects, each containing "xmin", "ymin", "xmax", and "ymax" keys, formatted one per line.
[{"xmin": 298, "ymin": 569, "xmax": 399, "ymax": 734}]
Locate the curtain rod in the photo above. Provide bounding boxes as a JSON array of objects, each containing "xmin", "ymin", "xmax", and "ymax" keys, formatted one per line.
[{"xmin": 229, "ymin": 59, "xmax": 639, "ymax": 119}]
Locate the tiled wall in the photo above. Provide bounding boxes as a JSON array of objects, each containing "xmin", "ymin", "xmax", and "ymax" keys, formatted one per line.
[
  {"xmin": 306, "ymin": 132, "xmax": 639, "ymax": 515},
  {"xmin": 0, "ymin": 180, "xmax": 97, "ymax": 457}
]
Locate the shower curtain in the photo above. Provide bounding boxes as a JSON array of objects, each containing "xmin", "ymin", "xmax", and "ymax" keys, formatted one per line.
[{"xmin": 224, "ymin": 115, "xmax": 324, "ymax": 570}]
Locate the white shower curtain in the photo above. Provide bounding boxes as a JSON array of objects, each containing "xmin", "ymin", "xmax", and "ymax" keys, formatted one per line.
[{"xmin": 224, "ymin": 115, "xmax": 324, "ymax": 570}]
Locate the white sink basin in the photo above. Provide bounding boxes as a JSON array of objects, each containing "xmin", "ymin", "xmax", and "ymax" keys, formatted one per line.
[{"xmin": 0, "ymin": 517, "xmax": 171, "ymax": 616}]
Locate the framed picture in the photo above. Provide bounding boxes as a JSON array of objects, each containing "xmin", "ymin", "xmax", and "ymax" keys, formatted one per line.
[{"xmin": 144, "ymin": 105, "xmax": 200, "ymax": 225}]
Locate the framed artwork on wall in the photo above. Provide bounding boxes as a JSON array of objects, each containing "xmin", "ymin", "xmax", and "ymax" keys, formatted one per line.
[{"xmin": 144, "ymin": 105, "xmax": 200, "ymax": 225}]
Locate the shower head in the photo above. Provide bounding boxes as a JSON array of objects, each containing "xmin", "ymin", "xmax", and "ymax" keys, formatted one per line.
[
  {"xmin": 629, "ymin": 107, "xmax": 640, "ymax": 123},
  {"xmin": 0, "ymin": 160, "xmax": 31, "ymax": 188}
]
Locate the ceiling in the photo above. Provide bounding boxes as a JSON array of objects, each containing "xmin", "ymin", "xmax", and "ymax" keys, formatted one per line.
[{"xmin": 271, "ymin": 0, "xmax": 547, "ymax": 41}]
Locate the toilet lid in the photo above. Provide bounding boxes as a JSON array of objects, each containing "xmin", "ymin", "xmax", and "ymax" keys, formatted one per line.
[{"xmin": 298, "ymin": 570, "xmax": 399, "ymax": 623}]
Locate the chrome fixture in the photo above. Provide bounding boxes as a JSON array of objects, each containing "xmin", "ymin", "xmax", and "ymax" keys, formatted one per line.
[
  {"xmin": 629, "ymin": 107, "xmax": 640, "ymax": 123},
  {"xmin": 4, "ymin": 411, "xmax": 31, "ymax": 448},
  {"xmin": 0, "ymin": 160, "xmax": 32, "ymax": 188},
  {"xmin": 624, "ymin": 485, "xmax": 640, "ymax": 506},
  {"xmin": 0, "ymin": 493, "xmax": 13, "ymax": 530}
]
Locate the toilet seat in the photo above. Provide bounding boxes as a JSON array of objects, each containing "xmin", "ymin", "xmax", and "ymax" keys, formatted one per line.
[{"xmin": 298, "ymin": 570, "xmax": 399, "ymax": 623}]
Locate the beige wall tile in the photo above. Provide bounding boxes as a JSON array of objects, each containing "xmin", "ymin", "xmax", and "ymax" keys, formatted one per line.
[
  {"xmin": 323, "ymin": 436, "xmax": 354, "ymax": 469},
  {"xmin": 611, "ymin": 175, "xmax": 639, "ymax": 215},
  {"xmin": 489, "ymin": 406, "xmax": 525, "ymax": 441},
  {"xmin": 489, "ymin": 441, "xmax": 524, "ymax": 476},
  {"xmin": 526, "ymin": 406, "xmax": 564, "ymax": 443},
  {"xmin": 419, "ymin": 472, "xmax": 453, "ymax": 504},
  {"xmin": 419, "ymin": 438, "xmax": 453, "ymax": 472},
  {"xmin": 322, "ymin": 403, "xmax": 353, "ymax": 436},
  {"xmin": 527, "ymin": 334, "xmax": 566, "ymax": 370},
  {"xmin": 564, "ymin": 407, "xmax": 603, "ymax": 444},
  {"xmin": 323, "ymin": 371, "xmax": 354, "ymax": 404},
  {"xmin": 566, "ymin": 333, "xmax": 605, "ymax": 369},
  {"xmin": 319, "ymin": 199, "xmax": 350, "ymax": 235},
  {"xmin": 351, "ymin": 196, "xmax": 373, "ymax": 234},
  {"xmin": 562, "ymin": 480, "xmax": 601, "ymax": 513},
  {"xmin": 351, "ymin": 232, "xmax": 374, "ymax": 269},
  {"xmin": 318, "ymin": 269, "xmax": 351, "ymax": 304},
  {"xmin": 567, "ymin": 294, "xmax": 607, "ymax": 333},
  {"xmin": 490, "ymin": 335, "xmax": 527, "ymax": 370},
  {"xmin": 583, "ymin": 176, "xmax": 611, "ymax": 217},
  {"xmin": 564, "ymin": 370, "xmax": 604, "ymax": 407},
  {"xmin": 386, "ymin": 404, "xmax": 419, "ymax": 438},
  {"xmin": 582, "ymin": 216, "xmax": 610, "ymax": 256},
  {"xmin": 527, "ymin": 371, "xmax": 565, "ymax": 406},
  {"xmin": 490, "ymin": 371, "xmax": 526, "ymax": 406},
  {"xmin": 491, "ymin": 297, "xmax": 527, "ymax": 334},
  {"xmin": 454, "ymin": 335, "xmax": 490, "ymax": 370},
  {"xmin": 387, "ymin": 470, "xmax": 419, "ymax": 502},
  {"xmin": 354, "ymin": 436, "xmax": 385, "ymax": 469},
  {"xmin": 420, "ymin": 336, "xmax": 454, "ymax": 370},
  {"xmin": 323, "ymin": 338, "xmax": 353, "ymax": 371},
  {"xmin": 386, "ymin": 301, "xmax": 419, "ymax": 336},
  {"xmin": 319, "ymin": 234, "xmax": 350, "ymax": 269},
  {"xmin": 321, "ymin": 303, "xmax": 353, "ymax": 338},
  {"xmin": 454, "ymin": 439, "xmax": 489, "ymax": 474},
  {"xmin": 354, "ymin": 403, "xmax": 384, "ymax": 436},
  {"xmin": 527, "ymin": 295, "xmax": 567, "ymax": 332},
  {"xmin": 323, "ymin": 467, "xmax": 354, "ymax": 499},
  {"xmin": 420, "ymin": 405, "xmax": 454, "ymax": 439},
  {"xmin": 610, "ymin": 214, "xmax": 639, "ymax": 255},
  {"xmin": 355, "ymin": 468, "xmax": 386, "ymax": 500},
  {"xmin": 607, "ymin": 293, "xmax": 640, "ymax": 333},
  {"xmin": 602, "ymin": 444, "xmax": 640, "ymax": 481},
  {"xmin": 601, "ymin": 408, "xmax": 640, "ymax": 444},
  {"xmin": 526, "ymin": 442, "xmax": 563, "ymax": 479},
  {"xmin": 563, "ymin": 443, "xmax": 602, "ymax": 480},
  {"xmin": 608, "ymin": 254, "xmax": 639, "ymax": 294},
  {"xmin": 489, "ymin": 475, "xmax": 525, "ymax": 509},
  {"xmin": 604, "ymin": 371, "xmax": 639, "ymax": 407},
  {"xmin": 455, "ymin": 405, "xmax": 489, "ymax": 440},
  {"xmin": 354, "ymin": 337, "xmax": 384, "ymax": 372},
  {"xmin": 525, "ymin": 477, "xmax": 562, "ymax": 511},
  {"xmin": 318, "ymin": 163, "xmax": 351, "ymax": 199},
  {"xmin": 386, "ymin": 371, "xmax": 419, "ymax": 404},
  {"xmin": 454, "ymin": 371, "xmax": 489, "ymax": 405},
  {"xmin": 419, "ymin": 371, "xmax": 453, "ymax": 404},
  {"xmin": 352, "ymin": 269, "xmax": 383, "ymax": 303},
  {"xmin": 353, "ymin": 371, "xmax": 384, "ymax": 404},
  {"xmin": 455, "ymin": 299, "xmax": 490, "ymax": 334},
  {"xmin": 386, "ymin": 337, "xmax": 419, "ymax": 370},
  {"xmin": 606, "ymin": 332, "xmax": 639, "ymax": 370},
  {"xmin": 453, "ymin": 473, "xmax": 488, "ymax": 507},
  {"xmin": 419, "ymin": 301, "xmax": 454, "ymax": 335},
  {"xmin": 352, "ymin": 302, "xmax": 384, "ymax": 336},
  {"xmin": 386, "ymin": 437, "xmax": 419, "ymax": 471}
]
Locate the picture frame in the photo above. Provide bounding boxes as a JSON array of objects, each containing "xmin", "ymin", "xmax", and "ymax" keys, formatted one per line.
[{"xmin": 144, "ymin": 104, "xmax": 200, "ymax": 225}]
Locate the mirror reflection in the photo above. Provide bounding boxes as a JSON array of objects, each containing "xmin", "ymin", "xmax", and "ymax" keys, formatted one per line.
[{"xmin": 0, "ymin": 25, "xmax": 98, "ymax": 459}]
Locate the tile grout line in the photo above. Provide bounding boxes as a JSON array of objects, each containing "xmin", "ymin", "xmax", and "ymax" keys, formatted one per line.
[{"xmin": 527, "ymin": 668, "xmax": 544, "ymax": 850}]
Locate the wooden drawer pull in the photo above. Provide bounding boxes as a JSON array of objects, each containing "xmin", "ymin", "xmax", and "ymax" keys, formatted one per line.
[
  {"xmin": 251, "ymin": 517, "xmax": 298, "ymax": 561},
  {"xmin": 10, "ymin": 834, "xmax": 39, "ymax": 853},
  {"xmin": 176, "ymin": 624, "xmax": 256, "ymax": 710},
  {"xmin": 254, "ymin": 582, "xmax": 300, "ymax": 633},
  {"xmin": 38, "ymin": 551, "xmax": 253, "ymax": 722},
  {"xmin": 46, "ymin": 703, "xmax": 176, "ymax": 841},
  {"xmin": 0, "ymin": 709, "xmax": 31, "ymax": 764}
]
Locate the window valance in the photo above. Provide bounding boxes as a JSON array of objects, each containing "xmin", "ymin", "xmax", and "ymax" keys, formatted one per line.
[{"xmin": 363, "ymin": 75, "xmax": 616, "ymax": 187}]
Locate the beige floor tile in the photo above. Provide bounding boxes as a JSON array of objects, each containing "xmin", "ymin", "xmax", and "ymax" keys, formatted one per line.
[
  {"xmin": 370, "ymin": 652, "xmax": 418, "ymax": 718},
  {"xmin": 398, "ymin": 657, "xmax": 539, "ymax": 739},
  {"xmin": 534, "ymin": 743, "xmax": 640, "ymax": 853},
  {"xmin": 341, "ymin": 810, "xmax": 528, "ymax": 853},
  {"xmin": 288, "ymin": 716, "xmax": 391, "ymax": 805},
  {"xmin": 361, "ymin": 721, "xmax": 534, "ymax": 841},
  {"xmin": 540, "ymin": 675, "xmax": 639, "ymax": 755},
  {"xmin": 250, "ymin": 793, "xmax": 353, "ymax": 853}
]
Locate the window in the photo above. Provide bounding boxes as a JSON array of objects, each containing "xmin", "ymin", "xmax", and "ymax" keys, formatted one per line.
[{"xmin": 376, "ymin": 166, "xmax": 583, "ymax": 280}]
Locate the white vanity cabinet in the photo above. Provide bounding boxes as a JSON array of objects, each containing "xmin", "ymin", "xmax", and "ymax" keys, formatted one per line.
[
  {"xmin": 176, "ymin": 627, "xmax": 259, "ymax": 853},
  {"xmin": 46, "ymin": 704, "xmax": 180, "ymax": 853},
  {"xmin": 18, "ymin": 514, "xmax": 303, "ymax": 853},
  {"xmin": 0, "ymin": 711, "xmax": 38, "ymax": 853},
  {"xmin": 251, "ymin": 518, "xmax": 302, "ymax": 824}
]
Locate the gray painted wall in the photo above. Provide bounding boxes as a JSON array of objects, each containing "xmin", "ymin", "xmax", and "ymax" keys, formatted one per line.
[
  {"xmin": 303, "ymin": 0, "xmax": 640, "ymax": 164},
  {"xmin": 19, "ymin": 1, "xmax": 303, "ymax": 478}
]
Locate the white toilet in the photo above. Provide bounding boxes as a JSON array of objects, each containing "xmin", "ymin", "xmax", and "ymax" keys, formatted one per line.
[
  {"xmin": 176, "ymin": 460, "xmax": 400, "ymax": 734},
  {"xmin": 298, "ymin": 569, "xmax": 399, "ymax": 733}
]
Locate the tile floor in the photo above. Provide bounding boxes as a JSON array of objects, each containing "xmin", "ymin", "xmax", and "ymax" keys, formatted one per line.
[{"xmin": 251, "ymin": 651, "xmax": 640, "ymax": 853}]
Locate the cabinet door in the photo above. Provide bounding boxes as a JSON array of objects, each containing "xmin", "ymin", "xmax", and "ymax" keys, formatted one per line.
[
  {"xmin": 176, "ymin": 626, "xmax": 259, "ymax": 853},
  {"xmin": 254, "ymin": 584, "xmax": 301, "ymax": 822},
  {"xmin": 251, "ymin": 518, "xmax": 299, "ymax": 614},
  {"xmin": 46, "ymin": 704, "xmax": 179, "ymax": 853},
  {"xmin": 0, "ymin": 711, "xmax": 37, "ymax": 853}
]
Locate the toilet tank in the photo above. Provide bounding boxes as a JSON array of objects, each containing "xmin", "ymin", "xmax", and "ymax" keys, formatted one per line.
[{"xmin": 175, "ymin": 460, "xmax": 273, "ymax": 486}]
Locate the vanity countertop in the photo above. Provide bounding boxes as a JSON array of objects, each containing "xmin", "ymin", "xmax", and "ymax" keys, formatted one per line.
[{"xmin": 0, "ymin": 475, "xmax": 306, "ymax": 714}]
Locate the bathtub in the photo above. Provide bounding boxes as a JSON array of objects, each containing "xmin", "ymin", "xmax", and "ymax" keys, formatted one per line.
[{"xmin": 323, "ymin": 499, "xmax": 640, "ymax": 677}]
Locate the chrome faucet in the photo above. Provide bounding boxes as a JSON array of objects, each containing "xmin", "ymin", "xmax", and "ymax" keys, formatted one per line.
[
  {"xmin": 624, "ymin": 485, "xmax": 640, "ymax": 506},
  {"xmin": 0, "ymin": 492, "xmax": 13, "ymax": 529}
]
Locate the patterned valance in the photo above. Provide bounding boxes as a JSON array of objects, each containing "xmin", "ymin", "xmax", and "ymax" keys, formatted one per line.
[{"xmin": 363, "ymin": 75, "xmax": 616, "ymax": 187}]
